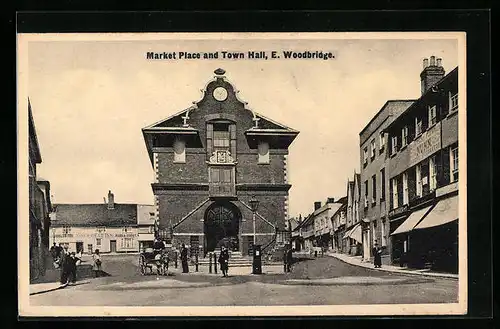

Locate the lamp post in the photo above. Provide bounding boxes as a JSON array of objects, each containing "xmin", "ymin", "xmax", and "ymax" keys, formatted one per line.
[{"xmin": 249, "ymin": 195, "xmax": 260, "ymax": 247}]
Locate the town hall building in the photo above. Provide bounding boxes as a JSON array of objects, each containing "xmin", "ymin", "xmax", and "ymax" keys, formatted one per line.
[{"xmin": 142, "ymin": 68, "xmax": 299, "ymax": 257}]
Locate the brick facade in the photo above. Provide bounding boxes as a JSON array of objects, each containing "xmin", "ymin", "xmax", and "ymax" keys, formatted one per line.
[{"xmin": 143, "ymin": 69, "xmax": 298, "ymax": 255}]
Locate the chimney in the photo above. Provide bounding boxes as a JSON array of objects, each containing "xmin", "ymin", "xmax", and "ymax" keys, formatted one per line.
[
  {"xmin": 314, "ymin": 201, "xmax": 322, "ymax": 211},
  {"xmin": 420, "ymin": 55, "xmax": 445, "ymax": 95},
  {"xmin": 107, "ymin": 190, "xmax": 114, "ymax": 209},
  {"xmin": 326, "ymin": 197, "xmax": 335, "ymax": 204},
  {"xmin": 103, "ymin": 197, "xmax": 106, "ymax": 204}
]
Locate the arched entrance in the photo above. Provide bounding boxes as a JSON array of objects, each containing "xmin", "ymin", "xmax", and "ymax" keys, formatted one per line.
[{"xmin": 204, "ymin": 201, "xmax": 241, "ymax": 252}]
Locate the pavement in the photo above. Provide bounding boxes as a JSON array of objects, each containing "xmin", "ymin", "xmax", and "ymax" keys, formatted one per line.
[{"xmin": 326, "ymin": 252, "xmax": 459, "ymax": 279}]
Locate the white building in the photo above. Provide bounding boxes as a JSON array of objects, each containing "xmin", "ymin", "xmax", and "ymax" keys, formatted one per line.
[{"xmin": 49, "ymin": 190, "xmax": 153, "ymax": 254}]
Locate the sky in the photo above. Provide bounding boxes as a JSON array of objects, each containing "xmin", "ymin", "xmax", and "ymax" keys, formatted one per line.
[{"xmin": 26, "ymin": 34, "xmax": 459, "ymax": 218}]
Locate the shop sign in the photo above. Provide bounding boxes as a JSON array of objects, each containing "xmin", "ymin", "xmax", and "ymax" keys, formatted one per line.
[{"xmin": 409, "ymin": 122, "xmax": 441, "ymax": 168}]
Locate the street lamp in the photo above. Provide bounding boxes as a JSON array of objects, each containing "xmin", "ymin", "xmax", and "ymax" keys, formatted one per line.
[{"xmin": 249, "ymin": 195, "xmax": 260, "ymax": 246}]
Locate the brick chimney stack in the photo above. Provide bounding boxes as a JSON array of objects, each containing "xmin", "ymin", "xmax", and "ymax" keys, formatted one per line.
[
  {"xmin": 314, "ymin": 201, "xmax": 322, "ymax": 211},
  {"xmin": 420, "ymin": 55, "xmax": 445, "ymax": 95},
  {"xmin": 107, "ymin": 190, "xmax": 115, "ymax": 210}
]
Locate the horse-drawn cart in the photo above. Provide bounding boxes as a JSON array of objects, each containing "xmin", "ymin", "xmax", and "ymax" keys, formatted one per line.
[{"xmin": 139, "ymin": 247, "xmax": 170, "ymax": 275}]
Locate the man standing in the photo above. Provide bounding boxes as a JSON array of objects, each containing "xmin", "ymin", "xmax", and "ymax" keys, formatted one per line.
[
  {"xmin": 67, "ymin": 252, "xmax": 78, "ymax": 284},
  {"xmin": 59, "ymin": 245, "xmax": 69, "ymax": 284},
  {"xmin": 372, "ymin": 240, "xmax": 382, "ymax": 268},
  {"xmin": 218, "ymin": 246, "xmax": 229, "ymax": 277},
  {"xmin": 180, "ymin": 244, "xmax": 189, "ymax": 273},
  {"xmin": 286, "ymin": 246, "xmax": 293, "ymax": 272}
]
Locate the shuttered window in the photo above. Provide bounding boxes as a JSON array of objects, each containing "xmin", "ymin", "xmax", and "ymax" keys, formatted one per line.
[{"xmin": 206, "ymin": 123, "xmax": 213, "ymax": 160}]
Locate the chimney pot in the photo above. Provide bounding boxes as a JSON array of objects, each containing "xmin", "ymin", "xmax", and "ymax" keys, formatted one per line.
[
  {"xmin": 423, "ymin": 58, "xmax": 429, "ymax": 69},
  {"xmin": 436, "ymin": 58, "xmax": 442, "ymax": 67},
  {"xmin": 430, "ymin": 56, "xmax": 436, "ymax": 66}
]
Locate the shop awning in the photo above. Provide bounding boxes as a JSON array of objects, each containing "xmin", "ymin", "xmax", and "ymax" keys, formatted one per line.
[
  {"xmin": 342, "ymin": 223, "xmax": 361, "ymax": 243},
  {"xmin": 349, "ymin": 223, "xmax": 362, "ymax": 244},
  {"xmin": 414, "ymin": 195, "xmax": 458, "ymax": 230},
  {"xmin": 390, "ymin": 205, "xmax": 433, "ymax": 236}
]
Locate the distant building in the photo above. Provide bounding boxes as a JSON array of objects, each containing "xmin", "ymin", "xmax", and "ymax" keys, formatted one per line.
[
  {"xmin": 343, "ymin": 172, "xmax": 362, "ymax": 256},
  {"xmin": 137, "ymin": 204, "xmax": 156, "ymax": 251},
  {"xmin": 384, "ymin": 57, "xmax": 459, "ymax": 273},
  {"xmin": 29, "ymin": 99, "xmax": 53, "ymax": 282},
  {"xmin": 358, "ymin": 99, "xmax": 415, "ymax": 264},
  {"xmin": 50, "ymin": 190, "xmax": 152, "ymax": 254},
  {"xmin": 331, "ymin": 196, "xmax": 348, "ymax": 252}
]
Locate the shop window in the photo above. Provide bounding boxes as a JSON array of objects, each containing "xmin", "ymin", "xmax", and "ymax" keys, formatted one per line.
[
  {"xmin": 381, "ymin": 220, "xmax": 387, "ymax": 247},
  {"xmin": 121, "ymin": 237, "xmax": 134, "ymax": 249},
  {"xmin": 173, "ymin": 138, "xmax": 186, "ymax": 163},
  {"xmin": 450, "ymin": 145, "xmax": 459, "ymax": 182}
]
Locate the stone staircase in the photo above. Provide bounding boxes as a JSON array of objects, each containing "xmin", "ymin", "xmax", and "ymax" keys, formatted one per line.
[{"xmin": 196, "ymin": 251, "xmax": 253, "ymax": 267}]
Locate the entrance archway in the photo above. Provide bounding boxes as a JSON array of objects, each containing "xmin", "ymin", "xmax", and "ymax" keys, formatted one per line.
[{"xmin": 204, "ymin": 201, "xmax": 241, "ymax": 252}]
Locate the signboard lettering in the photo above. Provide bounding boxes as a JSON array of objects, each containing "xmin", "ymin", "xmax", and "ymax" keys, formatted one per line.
[{"xmin": 409, "ymin": 123, "xmax": 441, "ymax": 168}]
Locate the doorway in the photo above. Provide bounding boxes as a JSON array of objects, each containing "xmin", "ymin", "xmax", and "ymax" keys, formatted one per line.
[
  {"xmin": 110, "ymin": 240, "xmax": 117, "ymax": 253},
  {"xmin": 204, "ymin": 201, "xmax": 241, "ymax": 252},
  {"xmin": 76, "ymin": 241, "xmax": 84, "ymax": 254}
]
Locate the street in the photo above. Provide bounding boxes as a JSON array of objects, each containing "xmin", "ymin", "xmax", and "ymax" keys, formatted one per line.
[{"xmin": 29, "ymin": 253, "xmax": 458, "ymax": 306}]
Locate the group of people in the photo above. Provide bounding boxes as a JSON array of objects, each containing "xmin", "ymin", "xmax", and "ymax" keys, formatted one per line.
[
  {"xmin": 50, "ymin": 243, "xmax": 79, "ymax": 284},
  {"xmin": 49, "ymin": 242, "xmax": 104, "ymax": 284}
]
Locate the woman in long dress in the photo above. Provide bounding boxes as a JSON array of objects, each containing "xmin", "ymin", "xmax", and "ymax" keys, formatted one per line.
[{"xmin": 92, "ymin": 249, "xmax": 102, "ymax": 277}]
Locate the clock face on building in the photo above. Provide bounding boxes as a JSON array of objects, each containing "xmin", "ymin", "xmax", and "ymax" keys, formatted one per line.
[{"xmin": 213, "ymin": 87, "xmax": 228, "ymax": 101}]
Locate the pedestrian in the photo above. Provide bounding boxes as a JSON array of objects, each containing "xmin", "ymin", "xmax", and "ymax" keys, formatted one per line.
[
  {"xmin": 218, "ymin": 246, "xmax": 229, "ymax": 277},
  {"xmin": 180, "ymin": 244, "xmax": 189, "ymax": 273},
  {"xmin": 373, "ymin": 240, "xmax": 382, "ymax": 268},
  {"xmin": 66, "ymin": 252, "xmax": 78, "ymax": 284},
  {"xmin": 286, "ymin": 246, "xmax": 293, "ymax": 272},
  {"xmin": 92, "ymin": 249, "xmax": 102, "ymax": 277},
  {"xmin": 59, "ymin": 244, "xmax": 69, "ymax": 284}
]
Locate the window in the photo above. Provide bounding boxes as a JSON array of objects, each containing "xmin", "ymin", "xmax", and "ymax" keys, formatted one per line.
[
  {"xmin": 429, "ymin": 156, "xmax": 438, "ymax": 190},
  {"xmin": 96, "ymin": 226, "xmax": 106, "ymax": 233},
  {"xmin": 213, "ymin": 125, "xmax": 230, "ymax": 151},
  {"xmin": 402, "ymin": 172, "xmax": 409, "ymax": 205},
  {"xmin": 370, "ymin": 139, "xmax": 376, "ymax": 160},
  {"xmin": 450, "ymin": 145, "xmax": 459, "ymax": 182},
  {"xmin": 391, "ymin": 136, "xmax": 398, "ymax": 155},
  {"xmin": 258, "ymin": 141, "xmax": 270, "ymax": 164},
  {"xmin": 88, "ymin": 244, "xmax": 93, "ymax": 253},
  {"xmin": 363, "ymin": 147, "xmax": 368, "ymax": 166},
  {"xmin": 380, "ymin": 168, "xmax": 386, "ymax": 201},
  {"xmin": 62, "ymin": 226, "xmax": 71, "ymax": 235},
  {"xmin": 379, "ymin": 132, "xmax": 385, "ymax": 152},
  {"xmin": 449, "ymin": 92, "xmax": 458, "ymax": 112},
  {"xmin": 96, "ymin": 238, "xmax": 102, "ymax": 246},
  {"xmin": 391, "ymin": 178, "xmax": 399, "ymax": 209},
  {"xmin": 122, "ymin": 227, "xmax": 131, "ymax": 233},
  {"xmin": 372, "ymin": 175, "xmax": 377, "ymax": 204},
  {"xmin": 416, "ymin": 164, "xmax": 422, "ymax": 197},
  {"xmin": 121, "ymin": 237, "xmax": 134, "ymax": 249},
  {"xmin": 173, "ymin": 138, "xmax": 186, "ymax": 163},
  {"xmin": 381, "ymin": 220, "xmax": 387, "ymax": 247},
  {"xmin": 364, "ymin": 180, "xmax": 369, "ymax": 208},
  {"xmin": 401, "ymin": 126, "xmax": 408, "ymax": 147},
  {"xmin": 429, "ymin": 105, "xmax": 437, "ymax": 126},
  {"xmin": 415, "ymin": 117, "xmax": 423, "ymax": 136}
]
